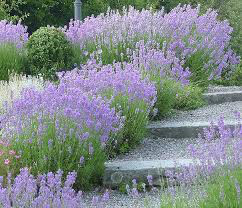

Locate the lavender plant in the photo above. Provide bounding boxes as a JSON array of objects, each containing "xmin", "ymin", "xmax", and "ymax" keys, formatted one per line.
[
  {"xmin": 0, "ymin": 20, "xmax": 28, "ymax": 81},
  {"xmin": 160, "ymin": 114, "xmax": 242, "ymax": 206},
  {"xmin": 0, "ymin": 80, "xmax": 123, "ymax": 189},
  {"xmin": 130, "ymin": 40, "xmax": 198, "ymax": 117},
  {"xmin": 0, "ymin": 43, "xmax": 27, "ymax": 81},
  {"xmin": 59, "ymin": 63, "xmax": 157, "ymax": 155},
  {"xmin": 0, "ymin": 167, "xmax": 109, "ymax": 208},
  {"xmin": 198, "ymin": 167, "xmax": 241, "ymax": 208},
  {"xmin": 174, "ymin": 84, "xmax": 205, "ymax": 110},
  {"xmin": 64, "ymin": 5, "xmax": 239, "ymax": 84},
  {"xmin": 0, "ymin": 20, "xmax": 28, "ymax": 48}
]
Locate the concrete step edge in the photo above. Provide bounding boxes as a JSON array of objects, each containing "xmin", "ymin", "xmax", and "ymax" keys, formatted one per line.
[
  {"xmin": 203, "ymin": 91, "xmax": 242, "ymax": 105},
  {"xmin": 103, "ymin": 159, "xmax": 200, "ymax": 187},
  {"xmin": 147, "ymin": 120, "xmax": 239, "ymax": 138}
]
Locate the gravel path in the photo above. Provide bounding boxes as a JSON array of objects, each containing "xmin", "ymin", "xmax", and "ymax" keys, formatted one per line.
[
  {"xmin": 81, "ymin": 189, "xmax": 162, "ymax": 208},
  {"xmin": 157, "ymin": 101, "xmax": 242, "ymax": 125},
  {"xmin": 111, "ymin": 137, "xmax": 198, "ymax": 162},
  {"xmin": 80, "ymin": 185, "xmax": 203, "ymax": 208}
]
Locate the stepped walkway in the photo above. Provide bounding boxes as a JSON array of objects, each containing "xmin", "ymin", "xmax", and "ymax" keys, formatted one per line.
[
  {"xmin": 103, "ymin": 86, "xmax": 242, "ymax": 188},
  {"xmin": 81, "ymin": 86, "xmax": 242, "ymax": 207}
]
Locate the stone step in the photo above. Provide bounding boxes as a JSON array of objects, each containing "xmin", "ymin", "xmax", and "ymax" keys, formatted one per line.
[
  {"xmin": 148, "ymin": 120, "xmax": 238, "ymax": 138},
  {"xmin": 203, "ymin": 91, "xmax": 242, "ymax": 105},
  {"xmin": 207, "ymin": 86, "xmax": 242, "ymax": 93},
  {"xmin": 103, "ymin": 159, "xmax": 198, "ymax": 188}
]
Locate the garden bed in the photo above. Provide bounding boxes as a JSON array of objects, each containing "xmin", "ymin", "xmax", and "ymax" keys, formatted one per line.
[{"xmin": 0, "ymin": 3, "xmax": 241, "ymax": 207}]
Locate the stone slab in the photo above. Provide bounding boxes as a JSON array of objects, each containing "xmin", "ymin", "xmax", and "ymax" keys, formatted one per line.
[
  {"xmin": 103, "ymin": 159, "xmax": 198, "ymax": 187},
  {"xmin": 147, "ymin": 120, "xmax": 238, "ymax": 138},
  {"xmin": 203, "ymin": 91, "xmax": 242, "ymax": 105}
]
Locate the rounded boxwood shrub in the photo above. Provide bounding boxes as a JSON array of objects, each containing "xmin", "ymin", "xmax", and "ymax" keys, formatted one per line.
[{"xmin": 27, "ymin": 26, "xmax": 74, "ymax": 80}]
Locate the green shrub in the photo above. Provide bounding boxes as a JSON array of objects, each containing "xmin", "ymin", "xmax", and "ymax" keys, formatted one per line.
[
  {"xmin": 184, "ymin": 50, "xmax": 211, "ymax": 88},
  {"xmin": 146, "ymin": 74, "xmax": 179, "ymax": 119},
  {"xmin": 154, "ymin": 79, "xmax": 178, "ymax": 118},
  {"xmin": 174, "ymin": 84, "xmax": 205, "ymax": 110},
  {"xmin": 230, "ymin": 64, "xmax": 242, "ymax": 86},
  {"xmin": 107, "ymin": 0, "xmax": 159, "ymax": 11},
  {"xmin": 151, "ymin": 78, "xmax": 204, "ymax": 118},
  {"xmin": 0, "ymin": 0, "xmax": 28, "ymax": 22},
  {"xmin": 199, "ymin": 167, "xmax": 242, "ymax": 208},
  {"xmin": 2, "ymin": 0, "xmax": 74, "ymax": 33},
  {"xmin": 213, "ymin": 63, "xmax": 242, "ymax": 86},
  {"xmin": 26, "ymin": 27, "xmax": 74, "ymax": 80},
  {"xmin": 0, "ymin": 2, "xmax": 7, "ymax": 20},
  {"xmin": 8, "ymin": 116, "xmax": 106, "ymax": 191},
  {"xmin": 0, "ymin": 43, "xmax": 27, "ymax": 81},
  {"xmin": 146, "ymin": 67, "xmax": 205, "ymax": 118},
  {"xmin": 220, "ymin": 0, "xmax": 242, "ymax": 56},
  {"xmin": 108, "ymin": 95, "xmax": 149, "ymax": 156},
  {"xmin": 82, "ymin": 0, "xmax": 109, "ymax": 18}
]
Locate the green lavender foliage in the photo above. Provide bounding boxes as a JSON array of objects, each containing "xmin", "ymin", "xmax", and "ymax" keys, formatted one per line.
[{"xmin": 0, "ymin": 43, "xmax": 27, "ymax": 81}]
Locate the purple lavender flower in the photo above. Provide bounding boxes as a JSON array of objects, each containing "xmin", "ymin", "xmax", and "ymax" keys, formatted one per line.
[
  {"xmin": 131, "ymin": 187, "xmax": 139, "ymax": 198},
  {"xmin": 82, "ymin": 132, "xmax": 89, "ymax": 140},
  {"xmin": 79, "ymin": 156, "xmax": 85, "ymax": 165},
  {"xmin": 132, "ymin": 179, "xmax": 137, "ymax": 186},
  {"xmin": 91, "ymin": 196, "xmax": 99, "ymax": 206},
  {"xmin": 184, "ymin": 115, "xmax": 242, "ymax": 184},
  {"xmin": 88, "ymin": 143, "xmax": 94, "ymax": 155},
  {"xmin": 147, "ymin": 175, "xmax": 153, "ymax": 186},
  {"xmin": 64, "ymin": 5, "xmax": 239, "ymax": 81},
  {"xmin": 0, "ymin": 20, "xmax": 28, "ymax": 47},
  {"xmin": 102, "ymin": 189, "xmax": 110, "ymax": 202},
  {"xmin": 0, "ymin": 168, "xmax": 84, "ymax": 207}
]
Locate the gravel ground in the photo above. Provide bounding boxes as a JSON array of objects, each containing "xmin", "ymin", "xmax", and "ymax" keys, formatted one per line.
[
  {"xmin": 157, "ymin": 101, "xmax": 242, "ymax": 125},
  {"xmin": 207, "ymin": 85, "xmax": 242, "ymax": 93},
  {"xmin": 81, "ymin": 189, "xmax": 162, "ymax": 208},
  {"xmin": 111, "ymin": 137, "xmax": 198, "ymax": 162},
  {"xmin": 80, "ymin": 184, "xmax": 204, "ymax": 208}
]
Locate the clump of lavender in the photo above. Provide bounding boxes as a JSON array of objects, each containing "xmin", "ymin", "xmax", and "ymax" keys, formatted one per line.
[
  {"xmin": 0, "ymin": 78, "xmax": 123, "ymax": 189},
  {"xmin": 61, "ymin": 63, "xmax": 157, "ymax": 109},
  {"xmin": 131, "ymin": 40, "xmax": 191, "ymax": 85},
  {"xmin": 189, "ymin": 114, "xmax": 241, "ymax": 176},
  {"xmin": 0, "ymin": 167, "xmax": 111, "ymax": 208},
  {"xmin": 64, "ymin": 4, "xmax": 239, "ymax": 82},
  {"xmin": 167, "ymin": 113, "xmax": 242, "ymax": 186},
  {"xmin": 0, "ymin": 20, "xmax": 28, "ymax": 48},
  {"xmin": 60, "ymin": 64, "xmax": 157, "ymax": 153}
]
